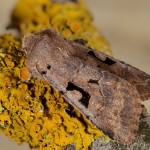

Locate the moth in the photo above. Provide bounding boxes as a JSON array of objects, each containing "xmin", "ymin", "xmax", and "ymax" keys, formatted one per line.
[{"xmin": 22, "ymin": 29, "xmax": 150, "ymax": 144}]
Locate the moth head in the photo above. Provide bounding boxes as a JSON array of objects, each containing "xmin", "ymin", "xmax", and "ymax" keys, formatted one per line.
[{"xmin": 22, "ymin": 32, "xmax": 44, "ymax": 78}]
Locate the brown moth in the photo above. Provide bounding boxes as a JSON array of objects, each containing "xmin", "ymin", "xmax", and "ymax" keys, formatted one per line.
[{"xmin": 22, "ymin": 29, "xmax": 150, "ymax": 144}]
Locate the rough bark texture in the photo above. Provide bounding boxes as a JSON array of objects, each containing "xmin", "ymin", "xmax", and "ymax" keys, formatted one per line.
[
  {"xmin": 22, "ymin": 29, "xmax": 150, "ymax": 144},
  {"xmin": 90, "ymin": 115, "xmax": 150, "ymax": 150},
  {"xmin": 66, "ymin": 110, "xmax": 150, "ymax": 150}
]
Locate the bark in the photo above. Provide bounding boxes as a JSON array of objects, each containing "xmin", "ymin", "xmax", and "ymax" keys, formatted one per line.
[{"xmin": 90, "ymin": 115, "xmax": 150, "ymax": 150}]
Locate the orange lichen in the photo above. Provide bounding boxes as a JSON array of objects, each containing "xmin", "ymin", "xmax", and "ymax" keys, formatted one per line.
[
  {"xmin": 20, "ymin": 67, "xmax": 29, "ymax": 79},
  {"xmin": 12, "ymin": 0, "xmax": 111, "ymax": 55}
]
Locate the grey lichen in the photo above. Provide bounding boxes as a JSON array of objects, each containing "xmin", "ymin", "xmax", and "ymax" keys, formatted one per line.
[
  {"xmin": 138, "ymin": 120, "xmax": 150, "ymax": 144},
  {"xmin": 90, "ymin": 115, "xmax": 150, "ymax": 150}
]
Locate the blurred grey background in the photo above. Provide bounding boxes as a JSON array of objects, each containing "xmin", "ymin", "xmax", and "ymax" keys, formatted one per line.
[
  {"xmin": 85, "ymin": 0, "xmax": 150, "ymax": 73},
  {"xmin": 0, "ymin": 0, "xmax": 150, "ymax": 149}
]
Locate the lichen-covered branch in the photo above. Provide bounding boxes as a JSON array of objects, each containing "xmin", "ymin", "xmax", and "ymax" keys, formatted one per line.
[
  {"xmin": 0, "ymin": 28, "xmax": 108, "ymax": 150},
  {"xmin": 11, "ymin": 0, "xmax": 111, "ymax": 55}
]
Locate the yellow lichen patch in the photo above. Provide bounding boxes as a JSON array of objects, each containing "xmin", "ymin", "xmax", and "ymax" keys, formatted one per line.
[
  {"xmin": 12, "ymin": 0, "xmax": 111, "ymax": 55},
  {"xmin": 0, "ymin": 35, "xmax": 109, "ymax": 149}
]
